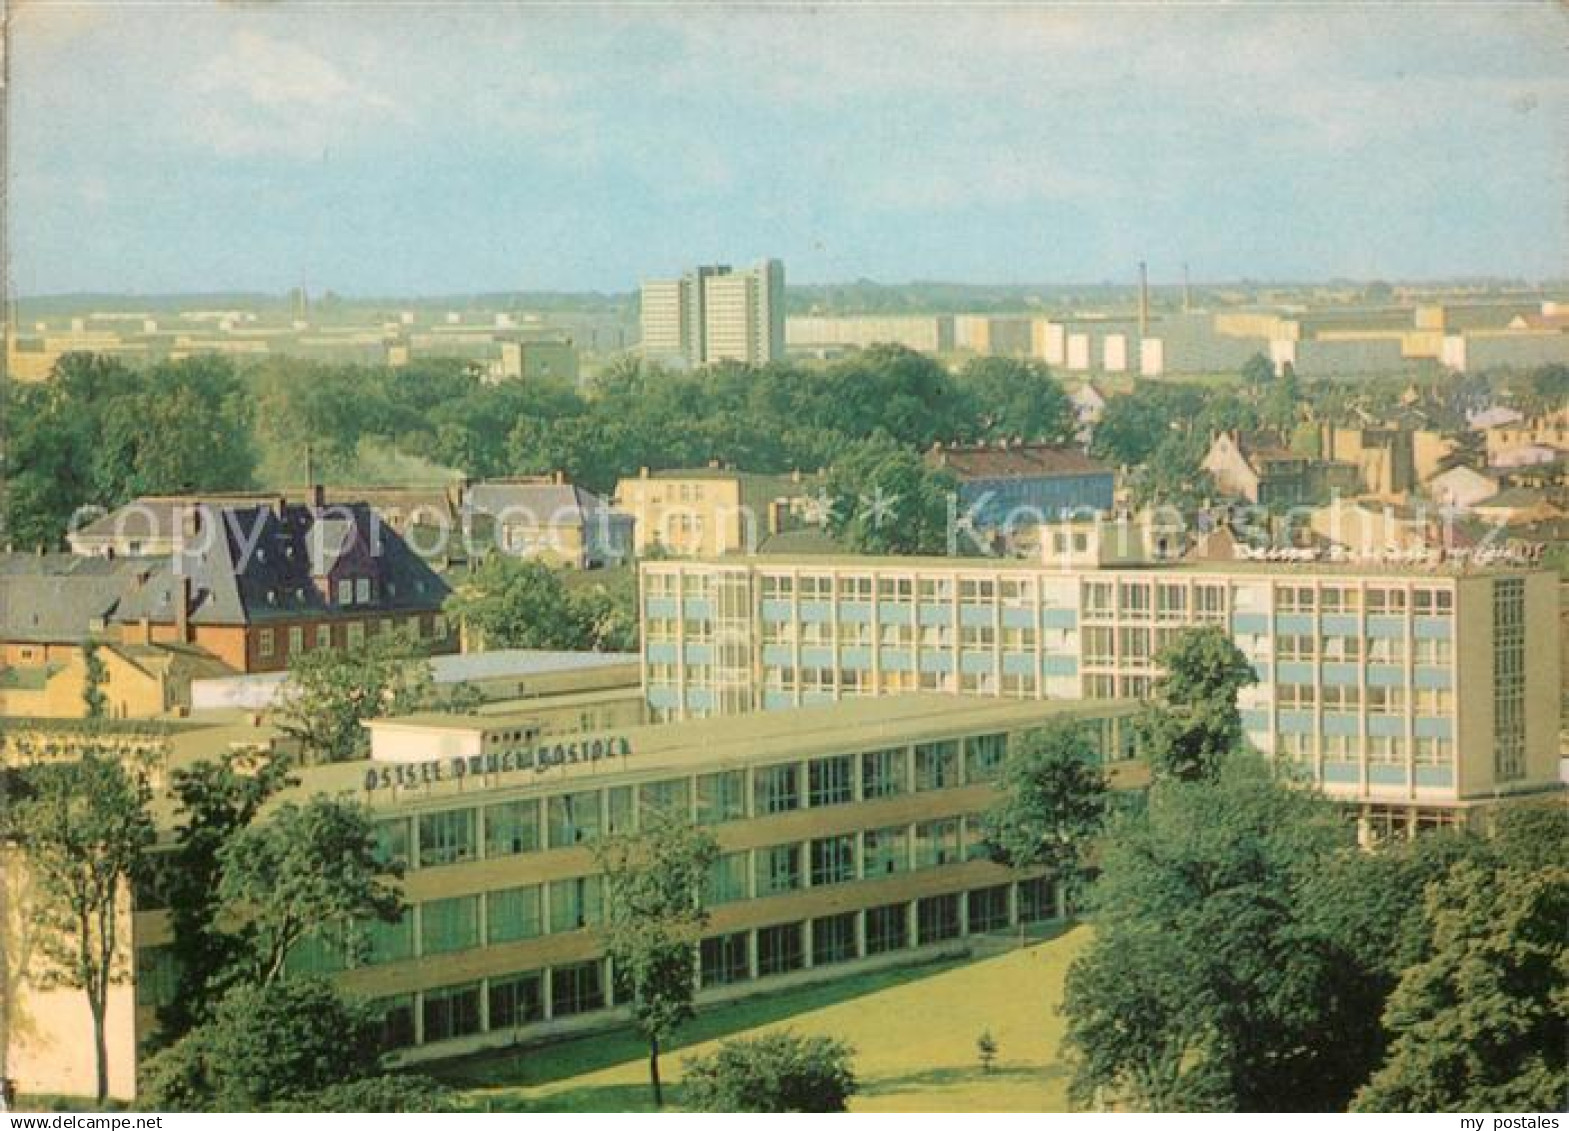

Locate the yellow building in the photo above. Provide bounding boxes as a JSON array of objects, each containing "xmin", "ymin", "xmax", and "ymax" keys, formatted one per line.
[{"xmin": 613, "ymin": 466, "xmax": 823, "ymax": 558}]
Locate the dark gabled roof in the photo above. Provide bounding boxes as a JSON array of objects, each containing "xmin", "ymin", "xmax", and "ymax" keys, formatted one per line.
[
  {"xmin": 926, "ymin": 443, "xmax": 1112, "ymax": 481},
  {"xmin": 465, "ymin": 482, "xmax": 625, "ymax": 528},
  {"xmin": 110, "ymin": 502, "xmax": 450, "ymax": 627},
  {"xmin": 0, "ymin": 554, "xmax": 153, "ymax": 642}
]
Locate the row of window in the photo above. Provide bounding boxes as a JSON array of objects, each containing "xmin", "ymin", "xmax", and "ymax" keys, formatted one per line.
[
  {"xmin": 256, "ymin": 614, "xmax": 447, "ymax": 658},
  {"xmin": 1273, "ymin": 684, "xmax": 1453, "ymax": 715},
  {"xmin": 1276, "ymin": 733, "xmax": 1455, "ymax": 766},
  {"xmin": 373, "ymin": 736, "xmax": 1012, "ymax": 871},
  {"xmin": 367, "ymin": 879, "xmax": 1058, "ymax": 1050}
]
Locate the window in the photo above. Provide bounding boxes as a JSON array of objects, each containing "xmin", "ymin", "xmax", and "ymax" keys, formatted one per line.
[
  {"xmin": 959, "ymin": 577, "xmax": 997, "ymax": 605},
  {"xmin": 1118, "ymin": 582, "xmax": 1151, "ymax": 617},
  {"xmin": 1366, "ymin": 636, "xmax": 1405, "ymax": 664},
  {"xmin": 640, "ymin": 778, "xmax": 690, "ymax": 820},
  {"xmin": 862, "ymin": 826, "xmax": 909, "ymax": 876},
  {"xmin": 960, "ymin": 624, "xmax": 996, "ymax": 650},
  {"xmin": 547, "ymin": 791, "xmax": 602, "ymax": 847},
  {"xmin": 861, "ymin": 747, "xmax": 907, "ymax": 799},
  {"xmin": 548, "ymin": 876, "xmax": 603, "ymax": 933},
  {"xmin": 754, "ymin": 764, "xmax": 800, "ymax": 814},
  {"xmin": 1414, "ymin": 687, "xmax": 1454, "ymax": 716},
  {"xmin": 839, "ymin": 575, "xmax": 874, "ymax": 601},
  {"xmin": 1018, "ymin": 876, "xmax": 1058, "ymax": 923},
  {"xmin": 1366, "ymin": 686, "xmax": 1406, "ymax": 715},
  {"xmin": 258, "ymin": 628, "xmax": 275, "ymax": 658},
  {"xmin": 878, "ymin": 576, "xmax": 915, "ymax": 602},
  {"xmin": 1083, "ymin": 581, "xmax": 1114, "ymax": 619},
  {"xmin": 914, "ymin": 741, "xmax": 958, "ymax": 791},
  {"xmin": 808, "ymin": 755, "xmax": 853, "ymax": 807},
  {"xmin": 606, "ymin": 786, "xmax": 635, "ymax": 835},
  {"xmin": 1156, "ymin": 584, "xmax": 1188, "ymax": 621},
  {"xmin": 1276, "ymin": 634, "xmax": 1316, "ymax": 662},
  {"xmin": 755, "ymin": 843, "xmax": 802, "ymax": 895},
  {"xmin": 484, "ymin": 800, "xmax": 540, "ymax": 857},
  {"xmin": 346, "ymin": 621, "xmax": 365, "ymax": 647},
  {"xmin": 488, "ymin": 972, "xmax": 543, "ymax": 1030},
  {"xmin": 810, "ymin": 835, "xmax": 856, "ymax": 887},
  {"xmin": 487, "ymin": 886, "xmax": 543, "ymax": 945},
  {"xmin": 433, "ymin": 615, "xmax": 449, "ymax": 641},
  {"xmin": 701, "ymin": 932, "xmax": 751, "ymax": 986},
  {"xmin": 1277, "ymin": 683, "xmax": 1316, "ymax": 710},
  {"xmin": 337, "ymin": 578, "xmax": 354, "ymax": 605},
  {"xmin": 372, "ymin": 817, "xmax": 411, "ymax": 870},
  {"xmin": 1368, "ymin": 736, "xmax": 1405, "ymax": 765},
  {"xmin": 865, "ymin": 903, "xmax": 909, "ymax": 954},
  {"xmin": 374, "ymin": 995, "xmax": 416, "ymax": 1050},
  {"xmin": 550, "ymin": 961, "xmax": 605, "ymax": 1017},
  {"xmin": 1366, "ymin": 588, "xmax": 1407, "ymax": 615},
  {"xmin": 760, "ymin": 574, "xmax": 794, "ymax": 600},
  {"xmin": 364, "ymin": 909, "xmax": 415, "ymax": 965},
  {"xmin": 691, "ymin": 770, "xmax": 747, "ymax": 825},
  {"xmin": 812, "ymin": 913, "xmax": 858, "ymax": 965},
  {"xmin": 1321, "ymin": 635, "xmax": 1361, "ymax": 662},
  {"xmin": 420, "ymin": 895, "xmax": 479, "ymax": 956},
  {"xmin": 356, "ymin": 578, "xmax": 372, "ymax": 604},
  {"xmin": 968, "ymin": 884, "xmax": 1011, "ymax": 933},
  {"xmin": 1414, "ymin": 736, "xmax": 1453, "ymax": 766},
  {"xmin": 757, "ymin": 923, "xmax": 804, "ymax": 977},
  {"xmin": 315, "ymin": 624, "xmax": 332, "ymax": 649},
  {"xmin": 917, "ymin": 893, "xmax": 962, "ymax": 944},
  {"xmin": 1195, "ymin": 584, "xmax": 1227, "ymax": 621},
  {"xmin": 418, "ymin": 809, "xmax": 476, "ymax": 868},
  {"xmin": 1413, "ymin": 637, "xmax": 1452, "ymax": 667},
  {"xmin": 914, "ymin": 819, "xmax": 960, "ymax": 869},
  {"xmin": 288, "ymin": 625, "xmax": 304, "ymax": 653},
  {"xmin": 1083, "ymin": 627, "xmax": 1114, "ymax": 665},
  {"xmin": 421, "ymin": 983, "xmax": 481, "ymax": 1043},
  {"xmin": 706, "ymin": 851, "xmax": 750, "ymax": 905},
  {"xmin": 1413, "ymin": 588, "xmax": 1453, "ymax": 616},
  {"xmin": 1321, "ymin": 684, "xmax": 1361, "ymax": 712},
  {"xmin": 965, "ymin": 734, "xmax": 1007, "ymax": 783}
]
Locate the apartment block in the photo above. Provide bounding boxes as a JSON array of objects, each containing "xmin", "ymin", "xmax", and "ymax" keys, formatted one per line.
[{"xmin": 639, "ymin": 260, "xmax": 784, "ymax": 367}]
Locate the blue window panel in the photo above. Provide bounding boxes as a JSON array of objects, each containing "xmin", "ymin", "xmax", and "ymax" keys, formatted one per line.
[
  {"xmin": 1414, "ymin": 667, "xmax": 1452, "ymax": 690},
  {"xmin": 1414, "ymin": 717, "xmax": 1453, "ymax": 740},
  {"xmin": 646, "ymin": 597, "xmax": 678, "ymax": 618},
  {"xmin": 1001, "ymin": 607, "xmax": 1035, "ymax": 629},
  {"xmin": 1277, "ymin": 661, "xmax": 1314, "ymax": 686},
  {"xmin": 1274, "ymin": 613, "xmax": 1314, "ymax": 636},
  {"xmin": 1321, "ymin": 663, "xmax": 1359, "ymax": 686},
  {"xmin": 1042, "ymin": 608, "xmax": 1077, "ymax": 629},
  {"xmin": 1367, "ymin": 716, "xmax": 1405, "ymax": 739},
  {"xmin": 919, "ymin": 653, "xmax": 953, "ymax": 674},
  {"xmin": 685, "ymin": 599, "xmax": 713, "ymax": 619},
  {"xmin": 763, "ymin": 691, "xmax": 796, "ymax": 711},
  {"xmin": 1278, "ymin": 710, "xmax": 1314, "ymax": 735},
  {"xmin": 1232, "ymin": 612, "xmax": 1270, "ymax": 635},
  {"xmin": 840, "ymin": 647, "xmax": 872, "ymax": 669},
  {"xmin": 839, "ymin": 602, "xmax": 872, "ymax": 624},
  {"xmin": 1366, "ymin": 615, "xmax": 1405, "ymax": 639},
  {"xmin": 683, "ymin": 644, "xmax": 714, "ymax": 666},
  {"xmin": 960, "ymin": 652, "xmax": 994, "ymax": 676},
  {"xmin": 1413, "ymin": 617, "xmax": 1452, "ymax": 641},
  {"xmin": 1002, "ymin": 652, "xmax": 1035, "ymax": 676},
  {"xmin": 1251, "ymin": 661, "xmax": 1272, "ymax": 683},
  {"xmin": 1366, "ymin": 665, "xmax": 1404, "ymax": 688},
  {"xmin": 685, "ymin": 688, "xmax": 715, "ymax": 711},
  {"xmin": 1241, "ymin": 708, "xmax": 1270, "ymax": 732},
  {"xmin": 957, "ymin": 474, "xmax": 1113, "ymax": 527},
  {"xmin": 799, "ymin": 646, "xmax": 834, "ymax": 668},
  {"xmin": 761, "ymin": 644, "xmax": 793, "ymax": 666},
  {"xmin": 761, "ymin": 599, "xmax": 794, "ymax": 622},
  {"xmin": 1323, "ymin": 712, "xmax": 1360, "ymax": 737},
  {"xmin": 879, "ymin": 649, "xmax": 913, "ymax": 672},
  {"xmin": 647, "ymin": 686, "xmax": 679, "ymax": 710},
  {"xmin": 1369, "ymin": 765, "xmax": 1407, "ymax": 788},
  {"xmin": 960, "ymin": 605, "xmax": 994, "ymax": 629},
  {"xmin": 1323, "ymin": 761, "xmax": 1359, "ymax": 785},
  {"xmin": 918, "ymin": 605, "xmax": 950, "ymax": 627},
  {"xmin": 646, "ymin": 642, "xmax": 678, "ymax": 664},
  {"xmin": 1043, "ymin": 655, "xmax": 1078, "ymax": 676},
  {"xmin": 877, "ymin": 604, "xmax": 913, "ymax": 625},
  {"xmin": 1321, "ymin": 613, "xmax": 1359, "ymax": 636},
  {"xmin": 799, "ymin": 601, "xmax": 833, "ymax": 623},
  {"xmin": 1415, "ymin": 766, "xmax": 1454, "ymax": 789}
]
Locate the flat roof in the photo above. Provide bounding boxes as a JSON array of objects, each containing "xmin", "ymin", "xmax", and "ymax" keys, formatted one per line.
[{"xmin": 309, "ymin": 694, "xmax": 1138, "ymax": 813}]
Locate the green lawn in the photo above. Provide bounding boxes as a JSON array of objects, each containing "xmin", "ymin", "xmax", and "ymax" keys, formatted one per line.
[{"xmin": 436, "ymin": 924, "xmax": 1090, "ymax": 1112}]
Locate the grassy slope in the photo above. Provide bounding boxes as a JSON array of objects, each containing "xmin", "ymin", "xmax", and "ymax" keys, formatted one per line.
[{"xmin": 440, "ymin": 924, "xmax": 1089, "ymax": 1113}]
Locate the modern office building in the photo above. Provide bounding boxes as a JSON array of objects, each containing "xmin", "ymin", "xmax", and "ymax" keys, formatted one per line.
[
  {"xmin": 638, "ymin": 555, "xmax": 1561, "ymax": 834},
  {"xmin": 639, "ymin": 260, "xmax": 785, "ymax": 367},
  {"xmin": 6, "ymin": 695, "xmax": 1139, "ymax": 1098}
]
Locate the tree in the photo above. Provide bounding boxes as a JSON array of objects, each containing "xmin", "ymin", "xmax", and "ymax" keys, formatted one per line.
[
  {"xmin": 593, "ymin": 811, "xmax": 719, "ymax": 1107},
  {"xmin": 824, "ymin": 435, "xmax": 957, "ymax": 556},
  {"xmin": 0, "ymin": 753, "xmax": 155, "ymax": 1103},
  {"xmin": 444, "ymin": 555, "xmax": 590, "ymax": 651},
  {"xmin": 682, "ymin": 1031, "xmax": 858, "ymax": 1113},
  {"xmin": 217, "ymin": 796, "xmax": 403, "ymax": 985},
  {"xmin": 139, "ymin": 979, "xmax": 383, "ymax": 1112},
  {"xmin": 1240, "ymin": 353, "xmax": 1275, "ymax": 385},
  {"xmin": 278, "ymin": 1074, "xmax": 463, "ymax": 1113},
  {"xmin": 1136, "ymin": 625, "xmax": 1256, "ymax": 783},
  {"xmin": 976, "ymin": 1030, "xmax": 999, "ymax": 1074},
  {"xmin": 979, "ymin": 722, "xmax": 1108, "ymax": 911},
  {"xmin": 272, "ymin": 627, "xmax": 434, "ymax": 764},
  {"xmin": 81, "ymin": 639, "xmax": 108, "ymax": 720},
  {"xmin": 1354, "ymin": 862, "xmax": 1569, "ymax": 1112},
  {"xmin": 1062, "ymin": 754, "xmax": 1353, "ymax": 1112},
  {"xmin": 156, "ymin": 749, "xmax": 296, "ymax": 1039},
  {"xmin": 956, "ymin": 357, "xmax": 1075, "ymax": 444}
]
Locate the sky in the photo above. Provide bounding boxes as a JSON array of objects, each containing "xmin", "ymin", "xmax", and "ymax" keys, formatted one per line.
[{"xmin": 7, "ymin": 1, "xmax": 1568, "ymax": 296}]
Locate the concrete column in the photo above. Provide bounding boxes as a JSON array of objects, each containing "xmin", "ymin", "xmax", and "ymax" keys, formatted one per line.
[
  {"xmin": 802, "ymin": 920, "xmax": 815, "ymax": 969},
  {"xmin": 746, "ymin": 928, "xmax": 760, "ymax": 981},
  {"xmin": 854, "ymin": 909, "xmax": 867, "ymax": 960},
  {"xmin": 541, "ymin": 967, "xmax": 554, "ymax": 1021}
]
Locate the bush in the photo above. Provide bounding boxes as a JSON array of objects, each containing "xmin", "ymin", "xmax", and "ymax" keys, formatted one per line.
[
  {"xmin": 273, "ymin": 1075, "xmax": 463, "ymax": 1113},
  {"xmin": 682, "ymin": 1031, "xmax": 857, "ymax": 1113}
]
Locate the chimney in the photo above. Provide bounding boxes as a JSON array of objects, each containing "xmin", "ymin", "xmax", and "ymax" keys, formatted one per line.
[
  {"xmin": 311, "ymin": 482, "xmax": 326, "ymax": 511},
  {"xmin": 639, "ymin": 466, "xmax": 650, "ymax": 479},
  {"xmin": 176, "ymin": 576, "xmax": 192, "ymax": 643},
  {"xmin": 552, "ymin": 470, "xmax": 565, "ymax": 485},
  {"xmin": 1138, "ymin": 261, "xmax": 1150, "ymax": 338},
  {"xmin": 138, "ymin": 616, "xmax": 153, "ymax": 646}
]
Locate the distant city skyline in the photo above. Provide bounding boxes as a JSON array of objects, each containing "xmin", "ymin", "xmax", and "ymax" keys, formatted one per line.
[{"xmin": 7, "ymin": 3, "xmax": 1567, "ymax": 297}]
